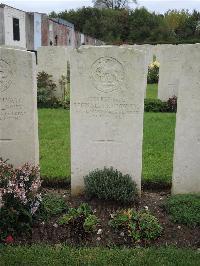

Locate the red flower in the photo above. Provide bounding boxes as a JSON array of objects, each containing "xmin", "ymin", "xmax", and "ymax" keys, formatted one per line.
[{"xmin": 5, "ymin": 235, "xmax": 14, "ymax": 244}]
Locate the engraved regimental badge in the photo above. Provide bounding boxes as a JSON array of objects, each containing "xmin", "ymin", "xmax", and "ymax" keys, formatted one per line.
[
  {"xmin": 91, "ymin": 57, "xmax": 125, "ymax": 93},
  {"xmin": 0, "ymin": 59, "xmax": 13, "ymax": 93}
]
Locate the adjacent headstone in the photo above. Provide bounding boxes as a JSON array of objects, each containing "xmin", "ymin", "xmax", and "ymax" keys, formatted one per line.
[
  {"xmin": 158, "ymin": 45, "xmax": 182, "ymax": 101},
  {"xmin": 70, "ymin": 46, "xmax": 146, "ymax": 195},
  {"xmin": 133, "ymin": 44, "xmax": 154, "ymax": 65},
  {"xmin": 133, "ymin": 45, "xmax": 154, "ymax": 98},
  {"xmin": 172, "ymin": 44, "xmax": 200, "ymax": 194},
  {"xmin": 37, "ymin": 46, "xmax": 69, "ymax": 100},
  {"xmin": 0, "ymin": 47, "xmax": 39, "ymax": 167},
  {"xmin": 153, "ymin": 44, "xmax": 173, "ymax": 62}
]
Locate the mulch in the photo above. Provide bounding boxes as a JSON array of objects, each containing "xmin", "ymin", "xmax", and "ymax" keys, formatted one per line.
[{"xmin": 15, "ymin": 189, "xmax": 200, "ymax": 248}]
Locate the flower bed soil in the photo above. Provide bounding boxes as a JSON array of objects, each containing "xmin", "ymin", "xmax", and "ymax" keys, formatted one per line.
[{"xmin": 15, "ymin": 189, "xmax": 200, "ymax": 248}]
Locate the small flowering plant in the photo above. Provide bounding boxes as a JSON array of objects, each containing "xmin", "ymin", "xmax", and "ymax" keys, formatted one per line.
[
  {"xmin": 109, "ymin": 208, "xmax": 163, "ymax": 242},
  {"xmin": 0, "ymin": 158, "xmax": 42, "ymax": 241},
  {"xmin": 147, "ymin": 60, "xmax": 160, "ymax": 84}
]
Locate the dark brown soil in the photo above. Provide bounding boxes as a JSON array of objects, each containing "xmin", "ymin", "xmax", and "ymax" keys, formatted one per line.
[{"xmin": 16, "ymin": 189, "xmax": 200, "ymax": 248}]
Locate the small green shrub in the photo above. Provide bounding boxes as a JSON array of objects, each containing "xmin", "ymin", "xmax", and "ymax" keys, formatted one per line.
[
  {"xmin": 84, "ymin": 167, "xmax": 138, "ymax": 204},
  {"xmin": 144, "ymin": 99, "xmax": 168, "ymax": 112},
  {"xmin": 144, "ymin": 98, "xmax": 177, "ymax": 113},
  {"xmin": 37, "ymin": 71, "xmax": 58, "ymax": 108},
  {"xmin": 59, "ymin": 203, "xmax": 99, "ymax": 233},
  {"xmin": 37, "ymin": 72, "xmax": 70, "ymax": 109},
  {"xmin": 164, "ymin": 194, "xmax": 200, "ymax": 227},
  {"xmin": 37, "ymin": 193, "xmax": 68, "ymax": 221},
  {"xmin": 109, "ymin": 209, "xmax": 162, "ymax": 241}
]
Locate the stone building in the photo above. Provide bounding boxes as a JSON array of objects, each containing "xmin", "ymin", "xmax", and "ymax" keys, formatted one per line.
[
  {"xmin": 41, "ymin": 17, "xmax": 75, "ymax": 47},
  {"xmin": 0, "ymin": 4, "xmax": 104, "ymax": 50},
  {"xmin": 0, "ymin": 4, "xmax": 26, "ymax": 49},
  {"xmin": 26, "ymin": 12, "xmax": 43, "ymax": 51}
]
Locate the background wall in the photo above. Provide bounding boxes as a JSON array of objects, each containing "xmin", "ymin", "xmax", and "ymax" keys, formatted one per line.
[
  {"xmin": 4, "ymin": 5, "xmax": 26, "ymax": 48},
  {"xmin": 34, "ymin": 13, "xmax": 42, "ymax": 50},
  {"xmin": 26, "ymin": 13, "xmax": 34, "ymax": 50}
]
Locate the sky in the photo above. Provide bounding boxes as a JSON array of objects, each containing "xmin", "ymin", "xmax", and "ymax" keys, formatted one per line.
[{"xmin": 1, "ymin": 0, "xmax": 200, "ymax": 14}]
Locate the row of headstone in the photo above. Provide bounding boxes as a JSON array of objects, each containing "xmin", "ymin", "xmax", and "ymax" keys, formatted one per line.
[
  {"xmin": 35, "ymin": 44, "xmax": 187, "ymax": 102},
  {"xmin": 70, "ymin": 45, "xmax": 200, "ymax": 195},
  {"xmin": 0, "ymin": 45, "xmax": 199, "ymax": 197}
]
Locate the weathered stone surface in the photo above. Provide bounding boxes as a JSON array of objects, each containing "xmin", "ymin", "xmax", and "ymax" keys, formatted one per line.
[
  {"xmin": 0, "ymin": 47, "xmax": 39, "ymax": 167},
  {"xmin": 157, "ymin": 45, "xmax": 182, "ymax": 101},
  {"xmin": 133, "ymin": 44, "xmax": 154, "ymax": 65},
  {"xmin": 121, "ymin": 44, "xmax": 153, "ymax": 97},
  {"xmin": 70, "ymin": 46, "xmax": 146, "ymax": 195},
  {"xmin": 172, "ymin": 44, "xmax": 200, "ymax": 194},
  {"xmin": 37, "ymin": 46, "xmax": 69, "ymax": 99},
  {"xmin": 153, "ymin": 44, "xmax": 173, "ymax": 62}
]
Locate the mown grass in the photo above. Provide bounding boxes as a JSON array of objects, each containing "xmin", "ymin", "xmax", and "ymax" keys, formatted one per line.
[
  {"xmin": 142, "ymin": 112, "xmax": 176, "ymax": 184},
  {"xmin": 38, "ymin": 83, "xmax": 175, "ymax": 184},
  {"xmin": 146, "ymin": 83, "xmax": 158, "ymax": 99},
  {"xmin": 1, "ymin": 245, "xmax": 199, "ymax": 266},
  {"xmin": 38, "ymin": 109, "xmax": 176, "ymax": 184},
  {"xmin": 38, "ymin": 108, "xmax": 70, "ymax": 180}
]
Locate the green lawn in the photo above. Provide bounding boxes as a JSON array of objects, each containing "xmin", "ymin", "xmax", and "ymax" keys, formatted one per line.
[
  {"xmin": 39, "ymin": 109, "xmax": 70, "ymax": 180},
  {"xmin": 143, "ymin": 113, "xmax": 176, "ymax": 184},
  {"xmin": 39, "ymin": 83, "xmax": 174, "ymax": 183},
  {"xmin": 38, "ymin": 109, "xmax": 176, "ymax": 184},
  {"xmin": 1, "ymin": 246, "xmax": 199, "ymax": 266},
  {"xmin": 146, "ymin": 83, "xmax": 158, "ymax": 99}
]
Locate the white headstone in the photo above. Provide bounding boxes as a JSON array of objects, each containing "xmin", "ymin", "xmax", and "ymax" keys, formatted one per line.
[
  {"xmin": 37, "ymin": 46, "xmax": 69, "ymax": 100},
  {"xmin": 70, "ymin": 46, "xmax": 146, "ymax": 195},
  {"xmin": 158, "ymin": 45, "xmax": 182, "ymax": 101},
  {"xmin": 0, "ymin": 47, "xmax": 39, "ymax": 167},
  {"xmin": 172, "ymin": 44, "xmax": 200, "ymax": 194}
]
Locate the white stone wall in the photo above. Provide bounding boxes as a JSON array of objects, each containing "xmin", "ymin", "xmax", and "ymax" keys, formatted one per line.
[{"xmin": 4, "ymin": 6, "xmax": 26, "ymax": 49}]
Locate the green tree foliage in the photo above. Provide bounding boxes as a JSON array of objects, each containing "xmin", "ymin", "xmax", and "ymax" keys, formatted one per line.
[{"xmin": 49, "ymin": 7, "xmax": 200, "ymax": 44}]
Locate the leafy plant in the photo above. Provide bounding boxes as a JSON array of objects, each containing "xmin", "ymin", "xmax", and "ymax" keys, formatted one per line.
[
  {"xmin": 84, "ymin": 167, "xmax": 138, "ymax": 204},
  {"xmin": 59, "ymin": 203, "xmax": 99, "ymax": 233},
  {"xmin": 37, "ymin": 193, "xmax": 68, "ymax": 221},
  {"xmin": 164, "ymin": 194, "xmax": 200, "ymax": 227},
  {"xmin": 109, "ymin": 209, "xmax": 163, "ymax": 241},
  {"xmin": 144, "ymin": 99, "xmax": 168, "ymax": 112},
  {"xmin": 83, "ymin": 215, "xmax": 99, "ymax": 233},
  {"xmin": 144, "ymin": 98, "xmax": 177, "ymax": 113},
  {"xmin": 37, "ymin": 72, "xmax": 70, "ymax": 109},
  {"xmin": 0, "ymin": 159, "xmax": 41, "ymax": 241},
  {"xmin": 37, "ymin": 71, "xmax": 57, "ymax": 107}
]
